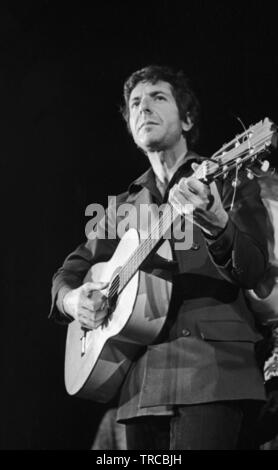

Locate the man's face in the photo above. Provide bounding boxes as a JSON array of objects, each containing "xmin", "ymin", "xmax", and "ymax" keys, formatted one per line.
[{"xmin": 128, "ymin": 80, "xmax": 187, "ymax": 152}]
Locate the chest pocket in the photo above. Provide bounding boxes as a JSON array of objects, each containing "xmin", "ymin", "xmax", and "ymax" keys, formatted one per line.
[{"xmin": 198, "ymin": 320, "xmax": 262, "ymax": 343}]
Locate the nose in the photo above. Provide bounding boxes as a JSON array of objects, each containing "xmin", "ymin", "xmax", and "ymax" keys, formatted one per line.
[{"xmin": 139, "ymin": 95, "xmax": 152, "ymax": 114}]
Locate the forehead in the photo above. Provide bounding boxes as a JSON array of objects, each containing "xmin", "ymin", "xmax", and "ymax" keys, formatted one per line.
[{"xmin": 129, "ymin": 80, "xmax": 174, "ymax": 101}]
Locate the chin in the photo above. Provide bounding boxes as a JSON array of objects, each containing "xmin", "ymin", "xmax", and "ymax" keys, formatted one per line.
[{"xmin": 139, "ymin": 137, "xmax": 162, "ymax": 152}]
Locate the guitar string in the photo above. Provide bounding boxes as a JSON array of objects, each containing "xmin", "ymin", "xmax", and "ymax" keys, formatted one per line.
[
  {"xmin": 118, "ymin": 205, "xmax": 173, "ymax": 290},
  {"xmin": 108, "ymin": 205, "xmax": 173, "ymax": 299},
  {"xmin": 211, "ymin": 122, "xmax": 269, "ymax": 159}
]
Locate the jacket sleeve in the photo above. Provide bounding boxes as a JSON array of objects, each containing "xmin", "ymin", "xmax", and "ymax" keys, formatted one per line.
[
  {"xmin": 49, "ymin": 195, "xmax": 120, "ymax": 323},
  {"xmin": 205, "ymin": 175, "xmax": 269, "ymax": 289}
]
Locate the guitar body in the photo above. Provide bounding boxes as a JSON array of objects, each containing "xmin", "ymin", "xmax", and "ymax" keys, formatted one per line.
[{"xmin": 64, "ymin": 228, "xmax": 173, "ymax": 402}]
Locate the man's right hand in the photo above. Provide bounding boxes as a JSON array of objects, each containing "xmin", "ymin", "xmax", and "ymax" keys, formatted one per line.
[{"xmin": 62, "ymin": 282, "xmax": 109, "ymax": 329}]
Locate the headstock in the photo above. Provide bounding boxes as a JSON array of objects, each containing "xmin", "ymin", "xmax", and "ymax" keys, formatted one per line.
[{"xmin": 194, "ymin": 118, "xmax": 277, "ymax": 183}]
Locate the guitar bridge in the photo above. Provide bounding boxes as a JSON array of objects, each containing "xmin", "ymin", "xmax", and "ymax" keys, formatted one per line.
[{"xmin": 80, "ymin": 328, "xmax": 89, "ymax": 357}]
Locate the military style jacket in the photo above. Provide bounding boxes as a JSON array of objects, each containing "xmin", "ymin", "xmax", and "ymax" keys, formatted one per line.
[{"xmin": 50, "ymin": 154, "xmax": 269, "ymax": 420}]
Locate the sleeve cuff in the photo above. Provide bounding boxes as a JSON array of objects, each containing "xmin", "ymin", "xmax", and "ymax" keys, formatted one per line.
[
  {"xmin": 56, "ymin": 286, "xmax": 73, "ymax": 316},
  {"xmin": 205, "ymin": 218, "xmax": 235, "ymax": 266},
  {"xmin": 49, "ymin": 286, "xmax": 73, "ymax": 323}
]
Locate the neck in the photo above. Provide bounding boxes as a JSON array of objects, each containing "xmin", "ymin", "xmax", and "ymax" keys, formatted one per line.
[{"xmin": 146, "ymin": 138, "xmax": 189, "ymax": 183}]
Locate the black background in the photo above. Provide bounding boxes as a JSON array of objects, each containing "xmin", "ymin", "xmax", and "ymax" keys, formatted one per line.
[{"xmin": 1, "ymin": 0, "xmax": 278, "ymax": 449}]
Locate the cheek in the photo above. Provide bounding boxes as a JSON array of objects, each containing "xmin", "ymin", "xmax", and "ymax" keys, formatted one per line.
[
  {"xmin": 129, "ymin": 116, "xmax": 136, "ymax": 135},
  {"xmin": 168, "ymin": 116, "xmax": 183, "ymax": 134}
]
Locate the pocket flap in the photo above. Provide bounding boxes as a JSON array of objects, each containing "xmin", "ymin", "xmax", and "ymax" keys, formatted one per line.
[{"xmin": 198, "ymin": 320, "xmax": 262, "ymax": 343}]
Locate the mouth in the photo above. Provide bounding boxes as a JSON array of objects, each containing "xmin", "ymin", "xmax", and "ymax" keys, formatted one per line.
[{"xmin": 138, "ymin": 121, "xmax": 159, "ymax": 131}]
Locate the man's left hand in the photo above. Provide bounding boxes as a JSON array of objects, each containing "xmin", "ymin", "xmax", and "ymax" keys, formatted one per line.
[{"xmin": 169, "ymin": 166, "xmax": 228, "ymax": 239}]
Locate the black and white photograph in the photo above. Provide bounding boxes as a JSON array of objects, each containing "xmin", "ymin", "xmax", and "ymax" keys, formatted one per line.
[{"xmin": 1, "ymin": 1, "xmax": 278, "ymax": 451}]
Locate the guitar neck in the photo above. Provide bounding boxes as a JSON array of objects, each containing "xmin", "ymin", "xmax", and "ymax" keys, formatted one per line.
[
  {"xmin": 111, "ymin": 118, "xmax": 277, "ymax": 298},
  {"xmin": 117, "ymin": 203, "xmax": 176, "ymax": 295},
  {"xmin": 116, "ymin": 160, "xmax": 223, "ymax": 295}
]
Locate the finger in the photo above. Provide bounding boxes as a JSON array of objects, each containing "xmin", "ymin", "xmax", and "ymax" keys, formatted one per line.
[
  {"xmin": 209, "ymin": 181, "xmax": 221, "ymax": 200},
  {"xmin": 176, "ymin": 183, "xmax": 203, "ymax": 207},
  {"xmin": 78, "ymin": 308, "xmax": 108, "ymax": 328},
  {"xmin": 186, "ymin": 181, "xmax": 212, "ymax": 209},
  {"xmin": 78, "ymin": 312, "xmax": 94, "ymax": 329},
  {"xmin": 79, "ymin": 317, "xmax": 98, "ymax": 330},
  {"xmin": 80, "ymin": 301, "xmax": 96, "ymax": 313},
  {"xmin": 191, "ymin": 161, "xmax": 208, "ymax": 179},
  {"xmin": 78, "ymin": 308, "xmax": 100, "ymax": 320},
  {"xmin": 170, "ymin": 197, "xmax": 182, "ymax": 216},
  {"xmin": 170, "ymin": 190, "xmax": 194, "ymax": 216},
  {"xmin": 186, "ymin": 178, "xmax": 210, "ymax": 196},
  {"xmin": 170, "ymin": 189, "xmax": 187, "ymax": 209},
  {"xmin": 83, "ymin": 281, "xmax": 109, "ymax": 295},
  {"xmin": 82, "ymin": 284, "xmax": 109, "ymax": 303},
  {"xmin": 178, "ymin": 177, "xmax": 203, "ymax": 197},
  {"xmin": 169, "ymin": 192, "xmax": 184, "ymax": 216},
  {"xmin": 91, "ymin": 281, "xmax": 109, "ymax": 290},
  {"xmin": 192, "ymin": 160, "xmax": 218, "ymax": 184},
  {"xmin": 81, "ymin": 294, "xmax": 107, "ymax": 312}
]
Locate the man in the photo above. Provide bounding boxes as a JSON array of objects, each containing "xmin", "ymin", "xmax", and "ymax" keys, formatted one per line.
[{"xmin": 51, "ymin": 65, "xmax": 269, "ymax": 449}]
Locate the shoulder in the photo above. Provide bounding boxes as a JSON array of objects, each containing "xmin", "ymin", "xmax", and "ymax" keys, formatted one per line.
[{"xmin": 112, "ymin": 191, "xmax": 130, "ymax": 206}]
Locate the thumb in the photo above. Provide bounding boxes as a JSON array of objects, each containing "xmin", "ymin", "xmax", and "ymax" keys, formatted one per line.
[{"xmin": 191, "ymin": 162, "xmax": 200, "ymax": 172}]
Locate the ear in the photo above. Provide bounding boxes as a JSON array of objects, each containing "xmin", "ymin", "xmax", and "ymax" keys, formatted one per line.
[{"xmin": 181, "ymin": 114, "xmax": 194, "ymax": 132}]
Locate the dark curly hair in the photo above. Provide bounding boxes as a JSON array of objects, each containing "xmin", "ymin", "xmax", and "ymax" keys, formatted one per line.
[{"xmin": 121, "ymin": 65, "xmax": 201, "ymax": 149}]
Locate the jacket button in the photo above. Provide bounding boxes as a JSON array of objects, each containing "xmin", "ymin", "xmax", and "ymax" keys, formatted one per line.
[
  {"xmin": 182, "ymin": 328, "xmax": 191, "ymax": 337},
  {"xmin": 191, "ymin": 242, "xmax": 200, "ymax": 251}
]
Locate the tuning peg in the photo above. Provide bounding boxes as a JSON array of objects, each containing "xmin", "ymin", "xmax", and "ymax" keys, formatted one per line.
[
  {"xmin": 232, "ymin": 178, "xmax": 241, "ymax": 188},
  {"xmin": 260, "ymin": 160, "xmax": 270, "ymax": 172}
]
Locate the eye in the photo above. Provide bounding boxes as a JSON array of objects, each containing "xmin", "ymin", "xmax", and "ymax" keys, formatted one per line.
[
  {"xmin": 130, "ymin": 100, "xmax": 140, "ymax": 109},
  {"xmin": 155, "ymin": 95, "xmax": 166, "ymax": 101}
]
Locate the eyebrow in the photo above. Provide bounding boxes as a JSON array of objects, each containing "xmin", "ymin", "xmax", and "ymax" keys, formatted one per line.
[{"xmin": 130, "ymin": 89, "xmax": 171, "ymax": 104}]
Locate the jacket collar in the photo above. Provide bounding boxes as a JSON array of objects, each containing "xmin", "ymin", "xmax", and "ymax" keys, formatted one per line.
[{"xmin": 128, "ymin": 151, "xmax": 205, "ymax": 195}]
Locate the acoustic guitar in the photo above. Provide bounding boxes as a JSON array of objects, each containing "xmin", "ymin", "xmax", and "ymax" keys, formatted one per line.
[{"xmin": 65, "ymin": 118, "xmax": 277, "ymax": 402}]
